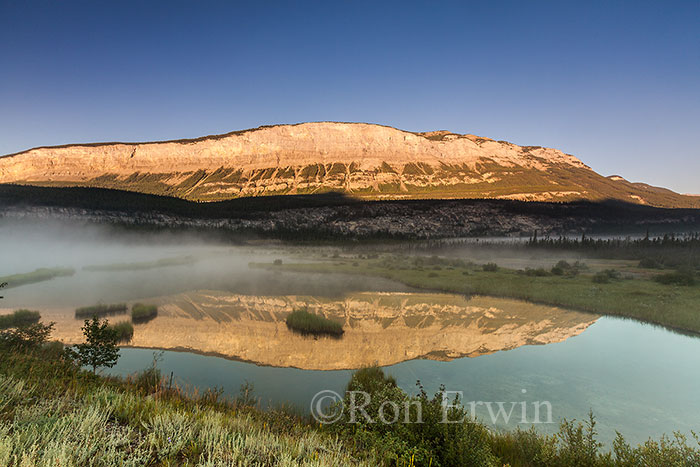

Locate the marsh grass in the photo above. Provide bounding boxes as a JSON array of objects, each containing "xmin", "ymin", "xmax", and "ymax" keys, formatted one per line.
[
  {"xmin": 131, "ymin": 304, "xmax": 158, "ymax": 324},
  {"xmin": 108, "ymin": 321, "xmax": 134, "ymax": 343},
  {"xmin": 285, "ymin": 308, "xmax": 344, "ymax": 337},
  {"xmin": 258, "ymin": 256, "xmax": 700, "ymax": 334},
  {"xmin": 0, "ymin": 309, "xmax": 40, "ymax": 330},
  {"xmin": 83, "ymin": 255, "xmax": 196, "ymax": 272},
  {"xmin": 0, "ymin": 267, "xmax": 75, "ymax": 289},
  {"xmin": 75, "ymin": 303, "xmax": 128, "ymax": 318}
]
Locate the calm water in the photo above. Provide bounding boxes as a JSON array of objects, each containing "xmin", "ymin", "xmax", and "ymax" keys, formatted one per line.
[
  {"xmin": 2, "ymin": 223, "xmax": 699, "ymax": 447},
  {"xmin": 107, "ymin": 317, "xmax": 700, "ymax": 446}
]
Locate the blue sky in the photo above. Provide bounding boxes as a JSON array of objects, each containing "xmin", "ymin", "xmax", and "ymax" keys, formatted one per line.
[{"xmin": 1, "ymin": 1, "xmax": 698, "ymax": 193}]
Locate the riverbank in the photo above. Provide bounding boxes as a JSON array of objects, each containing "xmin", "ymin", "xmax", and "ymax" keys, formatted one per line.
[
  {"xmin": 1, "ymin": 345, "xmax": 699, "ymax": 466},
  {"xmin": 254, "ymin": 256, "xmax": 700, "ymax": 335}
]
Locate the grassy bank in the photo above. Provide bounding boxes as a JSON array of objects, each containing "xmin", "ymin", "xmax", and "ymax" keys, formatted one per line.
[
  {"xmin": 1, "ymin": 346, "xmax": 698, "ymax": 466},
  {"xmin": 0, "ymin": 347, "xmax": 368, "ymax": 466},
  {"xmin": 254, "ymin": 256, "xmax": 700, "ymax": 334},
  {"xmin": 83, "ymin": 255, "xmax": 197, "ymax": 272},
  {"xmin": 0, "ymin": 267, "xmax": 75, "ymax": 289}
]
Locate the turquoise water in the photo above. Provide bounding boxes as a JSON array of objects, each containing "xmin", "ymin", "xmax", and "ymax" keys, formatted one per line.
[{"xmin": 108, "ymin": 316, "xmax": 700, "ymax": 446}]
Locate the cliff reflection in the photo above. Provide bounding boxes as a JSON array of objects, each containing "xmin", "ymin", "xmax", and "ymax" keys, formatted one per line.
[{"xmin": 50, "ymin": 290, "xmax": 598, "ymax": 370}]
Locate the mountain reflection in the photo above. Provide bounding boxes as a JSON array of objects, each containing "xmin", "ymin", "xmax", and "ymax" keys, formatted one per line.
[{"xmin": 48, "ymin": 290, "xmax": 598, "ymax": 370}]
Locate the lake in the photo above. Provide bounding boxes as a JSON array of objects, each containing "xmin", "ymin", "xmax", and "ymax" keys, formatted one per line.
[{"xmin": 1, "ymin": 223, "xmax": 699, "ymax": 447}]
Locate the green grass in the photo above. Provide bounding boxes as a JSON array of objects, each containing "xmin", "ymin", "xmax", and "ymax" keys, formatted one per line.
[
  {"xmin": 83, "ymin": 255, "xmax": 197, "ymax": 272},
  {"xmin": 131, "ymin": 304, "xmax": 158, "ymax": 324},
  {"xmin": 75, "ymin": 303, "xmax": 128, "ymax": 318},
  {"xmin": 255, "ymin": 257, "xmax": 700, "ymax": 335},
  {"xmin": 0, "ymin": 310, "xmax": 41, "ymax": 330},
  {"xmin": 108, "ymin": 321, "xmax": 134, "ymax": 344},
  {"xmin": 285, "ymin": 308, "xmax": 344, "ymax": 337},
  {"xmin": 1, "ymin": 348, "xmax": 698, "ymax": 466},
  {"xmin": 0, "ymin": 348, "xmax": 370, "ymax": 466},
  {"xmin": 0, "ymin": 267, "xmax": 75, "ymax": 288}
]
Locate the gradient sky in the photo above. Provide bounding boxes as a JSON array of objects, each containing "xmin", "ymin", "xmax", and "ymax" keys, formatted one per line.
[{"xmin": 1, "ymin": 1, "xmax": 698, "ymax": 193}]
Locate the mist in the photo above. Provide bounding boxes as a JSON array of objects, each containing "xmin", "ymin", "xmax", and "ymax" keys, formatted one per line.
[{"xmin": 0, "ymin": 219, "xmax": 412, "ymax": 310}]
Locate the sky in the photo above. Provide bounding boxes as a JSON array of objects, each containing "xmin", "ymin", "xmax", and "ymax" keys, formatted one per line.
[{"xmin": 1, "ymin": 1, "xmax": 698, "ymax": 193}]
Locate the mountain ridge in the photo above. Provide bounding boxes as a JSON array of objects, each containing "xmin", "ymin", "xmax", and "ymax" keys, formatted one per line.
[{"xmin": 1, "ymin": 121, "xmax": 696, "ymax": 208}]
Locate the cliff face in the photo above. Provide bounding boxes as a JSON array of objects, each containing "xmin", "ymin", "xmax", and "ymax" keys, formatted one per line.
[{"xmin": 1, "ymin": 122, "xmax": 696, "ymax": 207}]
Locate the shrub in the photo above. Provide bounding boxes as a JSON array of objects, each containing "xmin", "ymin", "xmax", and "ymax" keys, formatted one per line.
[
  {"xmin": 0, "ymin": 322, "xmax": 55, "ymax": 350},
  {"xmin": 285, "ymin": 308, "xmax": 344, "ymax": 337},
  {"xmin": 132, "ymin": 304, "xmax": 158, "ymax": 324},
  {"xmin": 525, "ymin": 267, "xmax": 550, "ymax": 277},
  {"xmin": 109, "ymin": 321, "xmax": 134, "ymax": 343},
  {"xmin": 654, "ymin": 268, "xmax": 696, "ymax": 286},
  {"xmin": 332, "ymin": 367, "xmax": 497, "ymax": 466},
  {"xmin": 639, "ymin": 257, "xmax": 663, "ymax": 269},
  {"xmin": 592, "ymin": 272, "xmax": 610, "ymax": 283},
  {"xmin": 131, "ymin": 351, "xmax": 164, "ymax": 393},
  {"xmin": 75, "ymin": 303, "xmax": 128, "ymax": 318},
  {"xmin": 483, "ymin": 262, "xmax": 499, "ymax": 272},
  {"xmin": 593, "ymin": 269, "xmax": 621, "ymax": 284},
  {"xmin": 0, "ymin": 309, "xmax": 41, "ymax": 329},
  {"xmin": 273, "ymin": 259, "xmax": 283, "ymax": 266},
  {"xmin": 552, "ymin": 260, "xmax": 585, "ymax": 277},
  {"xmin": 428, "ymin": 272, "xmax": 439, "ymax": 278},
  {"xmin": 346, "ymin": 365, "xmax": 397, "ymax": 393}
]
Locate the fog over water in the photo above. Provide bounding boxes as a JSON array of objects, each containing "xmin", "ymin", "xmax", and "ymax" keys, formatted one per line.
[
  {"xmin": 0, "ymin": 220, "xmax": 413, "ymax": 309},
  {"xmin": 2, "ymin": 219, "xmax": 700, "ymax": 446}
]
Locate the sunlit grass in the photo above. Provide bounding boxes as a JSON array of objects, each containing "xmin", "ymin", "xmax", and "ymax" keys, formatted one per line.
[{"xmin": 256, "ymin": 256, "xmax": 700, "ymax": 334}]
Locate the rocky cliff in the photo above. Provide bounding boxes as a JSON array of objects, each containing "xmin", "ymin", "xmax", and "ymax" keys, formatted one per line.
[{"xmin": 1, "ymin": 122, "xmax": 696, "ymax": 207}]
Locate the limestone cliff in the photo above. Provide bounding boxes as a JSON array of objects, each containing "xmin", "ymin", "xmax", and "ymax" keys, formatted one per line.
[{"xmin": 1, "ymin": 122, "xmax": 695, "ymax": 207}]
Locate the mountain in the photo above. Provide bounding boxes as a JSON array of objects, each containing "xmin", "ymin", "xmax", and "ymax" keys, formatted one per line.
[{"xmin": 1, "ymin": 122, "xmax": 697, "ymax": 208}]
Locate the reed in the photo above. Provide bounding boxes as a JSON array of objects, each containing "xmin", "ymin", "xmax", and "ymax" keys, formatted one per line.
[{"xmin": 285, "ymin": 308, "xmax": 344, "ymax": 337}]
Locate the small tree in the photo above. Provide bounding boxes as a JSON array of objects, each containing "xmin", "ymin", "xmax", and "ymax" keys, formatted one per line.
[{"xmin": 68, "ymin": 316, "xmax": 120, "ymax": 373}]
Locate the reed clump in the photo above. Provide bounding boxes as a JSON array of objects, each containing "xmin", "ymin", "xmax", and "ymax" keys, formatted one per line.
[
  {"xmin": 131, "ymin": 304, "xmax": 158, "ymax": 324},
  {"xmin": 285, "ymin": 308, "xmax": 344, "ymax": 337},
  {"xmin": 75, "ymin": 303, "xmax": 128, "ymax": 318}
]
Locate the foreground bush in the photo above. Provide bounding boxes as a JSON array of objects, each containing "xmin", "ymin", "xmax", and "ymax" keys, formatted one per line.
[
  {"xmin": 131, "ymin": 304, "xmax": 158, "ymax": 323},
  {"xmin": 1, "ymin": 347, "xmax": 700, "ymax": 465},
  {"xmin": 0, "ymin": 309, "xmax": 40, "ymax": 329},
  {"xmin": 75, "ymin": 303, "xmax": 128, "ymax": 318},
  {"xmin": 285, "ymin": 308, "xmax": 344, "ymax": 337}
]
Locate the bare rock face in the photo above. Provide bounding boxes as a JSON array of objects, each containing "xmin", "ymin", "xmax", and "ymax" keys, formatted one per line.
[{"xmin": 1, "ymin": 122, "xmax": 696, "ymax": 207}]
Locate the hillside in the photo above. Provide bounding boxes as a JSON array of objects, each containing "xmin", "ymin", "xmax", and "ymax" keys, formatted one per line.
[{"xmin": 1, "ymin": 122, "xmax": 697, "ymax": 208}]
